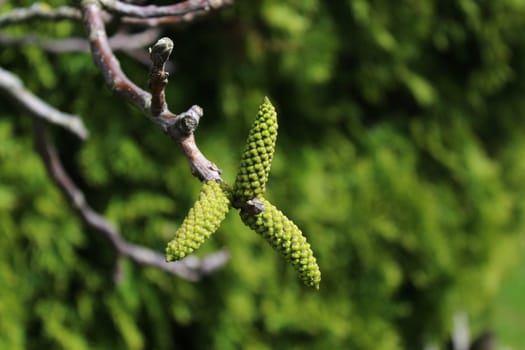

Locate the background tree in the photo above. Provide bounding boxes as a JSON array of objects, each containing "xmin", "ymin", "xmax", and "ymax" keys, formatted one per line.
[{"xmin": 1, "ymin": 0, "xmax": 525, "ymax": 349}]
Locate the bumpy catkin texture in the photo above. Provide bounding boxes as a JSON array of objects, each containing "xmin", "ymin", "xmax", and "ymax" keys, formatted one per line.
[
  {"xmin": 240, "ymin": 198, "xmax": 321, "ymax": 289},
  {"xmin": 233, "ymin": 97, "xmax": 278, "ymax": 202},
  {"xmin": 165, "ymin": 181, "xmax": 231, "ymax": 262}
]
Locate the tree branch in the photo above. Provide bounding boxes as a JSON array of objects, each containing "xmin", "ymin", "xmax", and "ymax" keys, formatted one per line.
[
  {"xmin": 100, "ymin": 0, "xmax": 233, "ymax": 19},
  {"xmin": 121, "ymin": 11, "xmax": 211, "ymax": 27},
  {"xmin": 0, "ymin": 28, "xmax": 161, "ymax": 53},
  {"xmin": 82, "ymin": 1, "xmax": 223, "ymax": 182},
  {"xmin": 1, "ymin": 0, "xmax": 234, "ymax": 281},
  {"xmin": 0, "ymin": 3, "xmax": 81, "ymax": 28},
  {"xmin": 0, "ymin": 67, "xmax": 88, "ymax": 139},
  {"xmin": 148, "ymin": 37, "xmax": 173, "ymax": 116},
  {"xmin": 147, "ymin": 37, "xmax": 223, "ymax": 181},
  {"xmin": 32, "ymin": 120, "xmax": 229, "ymax": 281},
  {"xmin": 82, "ymin": 0, "xmax": 152, "ymax": 113}
]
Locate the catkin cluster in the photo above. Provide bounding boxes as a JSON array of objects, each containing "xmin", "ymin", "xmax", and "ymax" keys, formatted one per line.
[
  {"xmin": 233, "ymin": 97, "xmax": 277, "ymax": 202},
  {"xmin": 165, "ymin": 97, "xmax": 321, "ymax": 289},
  {"xmin": 240, "ymin": 198, "xmax": 321, "ymax": 289},
  {"xmin": 165, "ymin": 181, "xmax": 231, "ymax": 262}
]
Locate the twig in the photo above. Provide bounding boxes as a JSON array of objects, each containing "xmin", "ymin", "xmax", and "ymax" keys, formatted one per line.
[
  {"xmin": 121, "ymin": 11, "xmax": 210, "ymax": 27},
  {"xmin": 100, "ymin": 0, "xmax": 233, "ymax": 19},
  {"xmin": 83, "ymin": 1, "xmax": 151, "ymax": 113},
  {"xmin": 0, "ymin": 67, "xmax": 88, "ymax": 139},
  {"xmin": 148, "ymin": 37, "xmax": 172, "ymax": 116},
  {"xmin": 0, "ymin": 3, "xmax": 81, "ymax": 28},
  {"xmin": 0, "ymin": 34, "xmax": 90, "ymax": 53},
  {"xmin": 32, "ymin": 120, "xmax": 230, "ymax": 281},
  {"xmin": 120, "ymin": 0, "xmax": 234, "ymax": 28},
  {"xmin": 0, "ymin": 28, "xmax": 161, "ymax": 53},
  {"xmin": 148, "ymin": 37, "xmax": 223, "ymax": 181},
  {"xmin": 82, "ymin": 1, "xmax": 223, "ymax": 182}
]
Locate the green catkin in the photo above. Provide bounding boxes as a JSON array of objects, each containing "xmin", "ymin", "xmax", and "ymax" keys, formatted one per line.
[
  {"xmin": 240, "ymin": 198, "xmax": 321, "ymax": 289},
  {"xmin": 165, "ymin": 96, "xmax": 321, "ymax": 289},
  {"xmin": 233, "ymin": 97, "xmax": 278, "ymax": 202},
  {"xmin": 165, "ymin": 181, "xmax": 231, "ymax": 261}
]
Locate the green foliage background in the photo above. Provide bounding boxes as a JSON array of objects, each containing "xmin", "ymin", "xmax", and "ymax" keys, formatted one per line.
[{"xmin": 1, "ymin": 0, "xmax": 525, "ymax": 349}]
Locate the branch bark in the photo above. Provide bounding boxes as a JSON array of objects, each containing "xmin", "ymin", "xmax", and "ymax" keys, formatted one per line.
[
  {"xmin": 82, "ymin": 1, "xmax": 223, "ymax": 182},
  {"xmin": 83, "ymin": 1, "xmax": 152, "ymax": 113},
  {"xmin": 0, "ymin": 67, "xmax": 88, "ymax": 139},
  {"xmin": 32, "ymin": 120, "xmax": 229, "ymax": 281},
  {"xmin": 0, "ymin": 28, "xmax": 161, "ymax": 53},
  {"xmin": 121, "ymin": 12, "xmax": 210, "ymax": 27},
  {"xmin": 0, "ymin": 4, "xmax": 81, "ymax": 28},
  {"xmin": 100, "ymin": 0, "xmax": 233, "ymax": 19},
  {"xmin": 147, "ymin": 37, "xmax": 223, "ymax": 181}
]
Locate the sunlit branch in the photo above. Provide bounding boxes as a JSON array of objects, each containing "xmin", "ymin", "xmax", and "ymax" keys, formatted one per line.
[
  {"xmin": 121, "ymin": 11, "xmax": 209, "ymax": 27},
  {"xmin": 0, "ymin": 4, "xmax": 81, "ymax": 28},
  {"xmin": 32, "ymin": 120, "xmax": 230, "ymax": 281},
  {"xmin": 148, "ymin": 37, "xmax": 223, "ymax": 181},
  {"xmin": 0, "ymin": 67, "xmax": 88, "ymax": 139},
  {"xmin": 100, "ymin": 0, "xmax": 233, "ymax": 19},
  {"xmin": 0, "ymin": 28, "xmax": 161, "ymax": 53},
  {"xmin": 82, "ymin": 1, "xmax": 223, "ymax": 181},
  {"xmin": 82, "ymin": 0, "xmax": 152, "ymax": 113}
]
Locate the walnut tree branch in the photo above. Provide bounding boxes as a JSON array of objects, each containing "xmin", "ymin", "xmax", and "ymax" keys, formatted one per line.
[
  {"xmin": 82, "ymin": 1, "xmax": 223, "ymax": 182},
  {"xmin": 32, "ymin": 119, "xmax": 230, "ymax": 281},
  {"xmin": 0, "ymin": 3, "xmax": 81, "ymax": 28},
  {"xmin": 148, "ymin": 37, "xmax": 223, "ymax": 181},
  {"xmin": 0, "ymin": 67, "xmax": 88, "ymax": 139},
  {"xmin": 100, "ymin": 0, "xmax": 233, "ymax": 19},
  {"xmin": 121, "ymin": 11, "xmax": 210, "ymax": 27},
  {"xmin": 83, "ymin": 0, "xmax": 152, "ymax": 113},
  {"xmin": 0, "ymin": 28, "xmax": 161, "ymax": 53},
  {"xmin": 119, "ymin": 0, "xmax": 234, "ymax": 28},
  {"xmin": 148, "ymin": 37, "xmax": 172, "ymax": 116}
]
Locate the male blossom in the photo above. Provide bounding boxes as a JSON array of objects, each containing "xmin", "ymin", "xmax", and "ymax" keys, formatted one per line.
[{"xmin": 165, "ymin": 97, "xmax": 321, "ymax": 289}]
